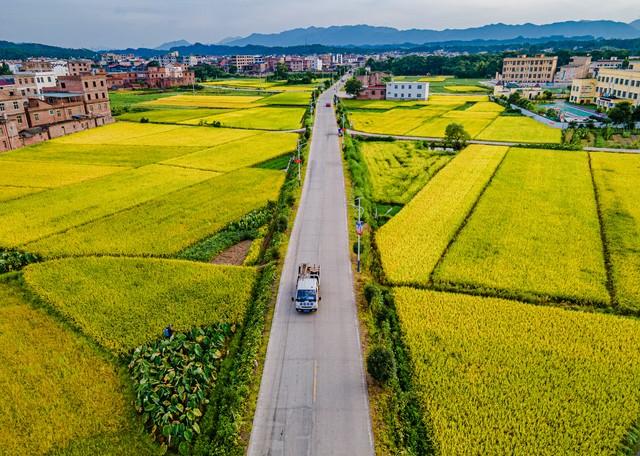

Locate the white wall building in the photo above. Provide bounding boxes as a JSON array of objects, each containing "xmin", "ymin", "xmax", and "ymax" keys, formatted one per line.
[
  {"xmin": 14, "ymin": 71, "xmax": 58, "ymax": 97},
  {"xmin": 385, "ymin": 81, "xmax": 429, "ymax": 101}
]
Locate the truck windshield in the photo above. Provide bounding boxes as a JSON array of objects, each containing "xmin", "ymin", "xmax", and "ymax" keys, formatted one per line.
[{"xmin": 296, "ymin": 289, "xmax": 316, "ymax": 301}]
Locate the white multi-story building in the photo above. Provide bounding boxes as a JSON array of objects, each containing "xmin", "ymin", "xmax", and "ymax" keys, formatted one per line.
[
  {"xmin": 15, "ymin": 71, "xmax": 58, "ymax": 96},
  {"xmin": 385, "ymin": 81, "xmax": 429, "ymax": 101}
]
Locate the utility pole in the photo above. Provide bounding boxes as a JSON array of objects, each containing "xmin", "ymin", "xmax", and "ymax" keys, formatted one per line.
[
  {"xmin": 296, "ymin": 139, "xmax": 302, "ymax": 184},
  {"xmin": 355, "ymin": 197, "xmax": 363, "ymax": 273}
]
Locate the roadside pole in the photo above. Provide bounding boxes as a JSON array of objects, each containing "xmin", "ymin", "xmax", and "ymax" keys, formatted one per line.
[
  {"xmin": 297, "ymin": 140, "xmax": 301, "ymax": 184},
  {"xmin": 355, "ymin": 197, "xmax": 363, "ymax": 273}
]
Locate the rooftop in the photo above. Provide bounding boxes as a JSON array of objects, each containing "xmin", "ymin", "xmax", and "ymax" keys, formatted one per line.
[{"xmin": 42, "ymin": 92, "xmax": 83, "ymax": 97}]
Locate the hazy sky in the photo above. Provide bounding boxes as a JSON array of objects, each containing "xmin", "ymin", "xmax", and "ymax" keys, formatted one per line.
[{"xmin": 2, "ymin": 0, "xmax": 638, "ymax": 49}]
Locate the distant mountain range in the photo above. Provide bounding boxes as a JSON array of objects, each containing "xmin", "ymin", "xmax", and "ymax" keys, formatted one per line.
[
  {"xmin": 223, "ymin": 20, "xmax": 640, "ymax": 47},
  {"xmin": 154, "ymin": 40, "xmax": 191, "ymax": 51}
]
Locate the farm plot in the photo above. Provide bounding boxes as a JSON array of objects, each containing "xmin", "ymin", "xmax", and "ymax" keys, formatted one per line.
[
  {"xmin": 0, "ymin": 186, "xmax": 44, "ymax": 202},
  {"xmin": 591, "ymin": 153, "xmax": 640, "ymax": 313},
  {"xmin": 24, "ymin": 257, "xmax": 258, "ymax": 354},
  {"xmin": 204, "ymin": 78, "xmax": 277, "ymax": 90},
  {"xmin": 395, "ymin": 287, "xmax": 640, "ymax": 456},
  {"xmin": 0, "ymin": 164, "xmax": 215, "ymax": 247},
  {"xmin": 349, "ymin": 109, "xmax": 435, "ymax": 135},
  {"xmin": 109, "ymin": 124, "xmax": 260, "ymax": 147},
  {"xmin": 406, "ymin": 111, "xmax": 498, "ymax": 138},
  {"xmin": 0, "ymin": 159, "xmax": 124, "ymax": 188},
  {"xmin": 27, "ymin": 168, "xmax": 284, "ymax": 257},
  {"xmin": 0, "ymin": 142, "xmax": 204, "ymax": 167},
  {"xmin": 182, "ymin": 106, "xmax": 305, "ymax": 130},
  {"xmin": 477, "ymin": 116, "xmax": 561, "ymax": 143},
  {"xmin": 361, "ymin": 140, "xmax": 452, "ymax": 204},
  {"xmin": 466, "ymin": 101, "xmax": 505, "ymax": 112},
  {"xmin": 261, "ymin": 91, "xmax": 312, "ymax": 105},
  {"xmin": 164, "ymin": 132, "xmax": 298, "ymax": 172},
  {"xmin": 0, "ymin": 279, "xmax": 158, "ymax": 456},
  {"xmin": 117, "ymin": 108, "xmax": 230, "ymax": 123},
  {"xmin": 376, "ymin": 145, "xmax": 507, "ymax": 285},
  {"xmin": 141, "ymin": 94, "xmax": 264, "ymax": 109},
  {"xmin": 53, "ymin": 122, "xmax": 179, "ymax": 145},
  {"xmin": 443, "ymin": 85, "xmax": 487, "ymax": 92},
  {"xmin": 434, "ymin": 148, "xmax": 609, "ymax": 305},
  {"xmin": 347, "ymin": 97, "xmax": 506, "ymax": 138}
]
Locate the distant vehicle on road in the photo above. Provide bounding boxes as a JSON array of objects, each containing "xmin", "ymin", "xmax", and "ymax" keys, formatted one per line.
[
  {"xmin": 325, "ymin": 102, "xmax": 331, "ymax": 107},
  {"xmin": 292, "ymin": 263, "xmax": 321, "ymax": 312}
]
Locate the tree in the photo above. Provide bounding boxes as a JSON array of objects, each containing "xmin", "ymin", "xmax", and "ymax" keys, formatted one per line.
[
  {"xmin": 147, "ymin": 60, "xmax": 160, "ymax": 68},
  {"xmin": 444, "ymin": 123, "xmax": 470, "ymax": 151},
  {"xmin": 507, "ymin": 92, "xmax": 521, "ymax": 105},
  {"xmin": 632, "ymin": 105, "xmax": 640, "ymax": 125},
  {"xmin": 344, "ymin": 77, "xmax": 363, "ymax": 97},
  {"xmin": 608, "ymin": 101, "xmax": 634, "ymax": 128},
  {"xmin": 367, "ymin": 346, "xmax": 395, "ymax": 384},
  {"xmin": 273, "ymin": 62, "xmax": 288, "ymax": 80},
  {"xmin": 0, "ymin": 63, "xmax": 11, "ymax": 75}
]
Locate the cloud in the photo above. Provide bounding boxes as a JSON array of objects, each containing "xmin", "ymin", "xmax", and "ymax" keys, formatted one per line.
[{"xmin": 1, "ymin": 0, "xmax": 637, "ymax": 49}]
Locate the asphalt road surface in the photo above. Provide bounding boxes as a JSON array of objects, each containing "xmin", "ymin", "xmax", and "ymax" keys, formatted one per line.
[{"xmin": 247, "ymin": 85, "xmax": 374, "ymax": 456}]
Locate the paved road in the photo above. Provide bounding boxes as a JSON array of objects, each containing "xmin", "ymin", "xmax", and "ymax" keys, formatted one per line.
[
  {"xmin": 348, "ymin": 129, "xmax": 640, "ymax": 154},
  {"xmin": 248, "ymin": 86, "xmax": 374, "ymax": 456}
]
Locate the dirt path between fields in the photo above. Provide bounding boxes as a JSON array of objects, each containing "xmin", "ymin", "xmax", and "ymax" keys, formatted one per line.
[{"xmin": 210, "ymin": 240, "xmax": 253, "ymax": 265}]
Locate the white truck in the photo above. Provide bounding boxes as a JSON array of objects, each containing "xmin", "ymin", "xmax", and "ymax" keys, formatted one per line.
[{"xmin": 292, "ymin": 263, "xmax": 321, "ymax": 312}]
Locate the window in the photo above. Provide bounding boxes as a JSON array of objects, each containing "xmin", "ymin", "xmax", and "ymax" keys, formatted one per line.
[
  {"xmin": 417, "ymin": 85, "xmax": 422, "ymax": 89},
  {"xmin": 61, "ymin": 82, "xmax": 66, "ymax": 89},
  {"xmin": 13, "ymin": 101, "xmax": 19, "ymax": 110},
  {"xmin": 49, "ymin": 110, "xmax": 54, "ymax": 115},
  {"xmin": 17, "ymin": 115, "xmax": 22, "ymax": 124},
  {"xmin": 0, "ymin": 103, "xmax": 4, "ymax": 112},
  {"xmin": 34, "ymin": 113, "xmax": 39, "ymax": 121},
  {"xmin": 102, "ymin": 92, "xmax": 106, "ymax": 98},
  {"xmin": 84, "ymin": 81, "xmax": 89, "ymax": 88},
  {"xmin": 92, "ymin": 81, "xmax": 96, "ymax": 87}
]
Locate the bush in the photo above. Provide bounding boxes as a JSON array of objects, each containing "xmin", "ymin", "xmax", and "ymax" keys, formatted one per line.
[
  {"xmin": 129, "ymin": 325, "xmax": 233, "ymax": 452},
  {"xmin": 275, "ymin": 214, "xmax": 288, "ymax": 233},
  {"xmin": 0, "ymin": 249, "xmax": 39, "ymax": 273},
  {"xmin": 367, "ymin": 345, "xmax": 396, "ymax": 384}
]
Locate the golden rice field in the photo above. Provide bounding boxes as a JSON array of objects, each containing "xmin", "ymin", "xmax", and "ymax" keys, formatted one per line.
[
  {"xmin": 443, "ymin": 85, "xmax": 486, "ymax": 92},
  {"xmin": 0, "ymin": 142, "xmax": 203, "ymax": 166},
  {"xmin": 141, "ymin": 94, "xmax": 264, "ymax": 109},
  {"xmin": 0, "ymin": 164, "xmax": 215, "ymax": 247},
  {"xmin": 1, "ymin": 97, "xmax": 299, "ymax": 454},
  {"xmin": 24, "ymin": 257, "xmax": 258, "ymax": 354},
  {"xmin": 163, "ymin": 132, "xmax": 297, "ymax": 172},
  {"xmin": 260, "ymin": 91, "xmax": 312, "ymax": 105},
  {"xmin": 0, "ymin": 186, "xmax": 44, "ymax": 202},
  {"xmin": 181, "ymin": 106, "xmax": 306, "ymax": 130},
  {"xmin": 117, "ymin": 107, "xmax": 229, "ymax": 123},
  {"xmin": 394, "ymin": 287, "xmax": 640, "ymax": 456},
  {"xmin": 476, "ymin": 116, "xmax": 561, "ymax": 143},
  {"xmin": 346, "ymin": 96, "xmax": 560, "ymax": 143},
  {"xmin": 0, "ymin": 159, "xmax": 124, "ymax": 188},
  {"xmin": 376, "ymin": 145, "xmax": 508, "ymax": 285},
  {"xmin": 361, "ymin": 140, "xmax": 452, "ymax": 204},
  {"xmin": 434, "ymin": 148, "xmax": 609, "ymax": 304},
  {"xmin": 27, "ymin": 168, "xmax": 284, "ymax": 257},
  {"xmin": 0, "ymin": 279, "xmax": 159, "ymax": 456},
  {"xmin": 591, "ymin": 153, "xmax": 640, "ymax": 313},
  {"xmin": 203, "ymin": 78, "xmax": 321, "ymax": 92}
]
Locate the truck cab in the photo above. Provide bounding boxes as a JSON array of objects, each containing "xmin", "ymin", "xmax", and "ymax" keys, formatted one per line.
[{"xmin": 293, "ymin": 263, "xmax": 320, "ymax": 312}]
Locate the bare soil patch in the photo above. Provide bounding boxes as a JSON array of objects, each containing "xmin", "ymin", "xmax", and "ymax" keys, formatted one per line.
[{"xmin": 210, "ymin": 240, "xmax": 253, "ymax": 265}]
